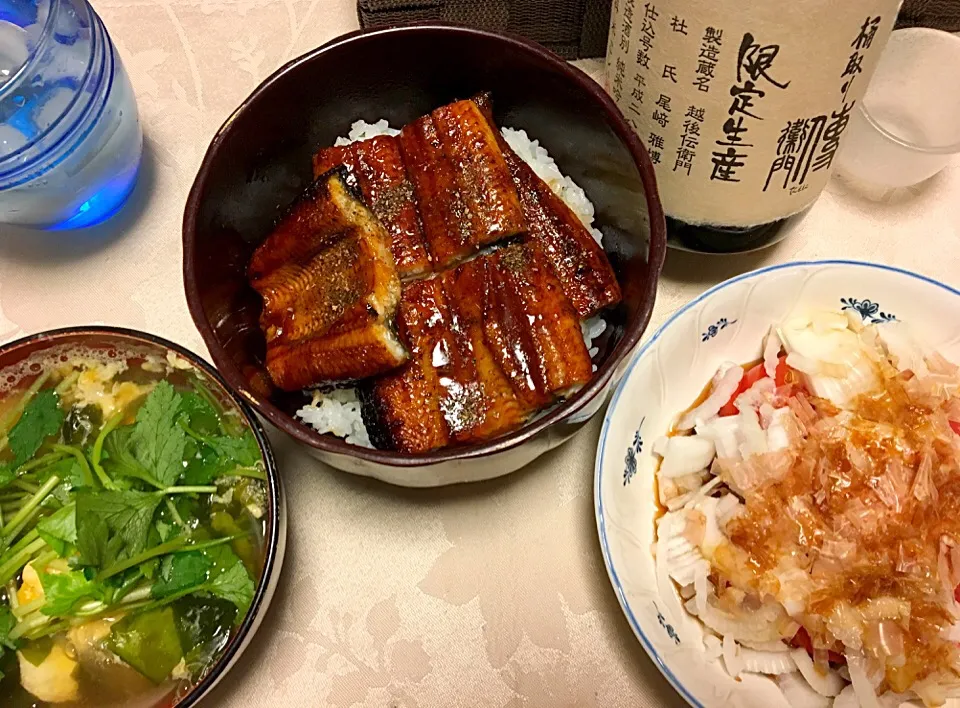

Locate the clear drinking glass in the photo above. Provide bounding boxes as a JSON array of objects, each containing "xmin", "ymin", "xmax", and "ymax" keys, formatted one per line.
[
  {"xmin": 0, "ymin": 0, "xmax": 142, "ymax": 229},
  {"xmin": 835, "ymin": 28, "xmax": 960, "ymax": 188}
]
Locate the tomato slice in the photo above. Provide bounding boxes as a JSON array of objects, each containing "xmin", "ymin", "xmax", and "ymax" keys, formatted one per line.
[
  {"xmin": 950, "ymin": 421, "xmax": 960, "ymax": 437},
  {"xmin": 774, "ymin": 356, "xmax": 790, "ymax": 387},
  {"xmin": 718, "ymin": 360, "xmax": 780, "ymax": 417}
]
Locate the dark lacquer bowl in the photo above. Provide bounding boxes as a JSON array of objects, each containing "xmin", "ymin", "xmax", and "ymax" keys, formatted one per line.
[
  {"xmin": 182, "ymin": 24, "xmax": 666, "ymax": 487},
  {"xmin": 0, "ymin": 327, "xmax": 285, "ymax": 707}
]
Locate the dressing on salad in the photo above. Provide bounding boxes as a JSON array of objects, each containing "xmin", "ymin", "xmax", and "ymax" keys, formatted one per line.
[{"xmin": 654, "ymin": 310, "xmax": 960, "ymax": 707}]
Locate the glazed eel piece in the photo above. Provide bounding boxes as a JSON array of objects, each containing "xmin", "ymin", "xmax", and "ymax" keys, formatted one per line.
[
  {"xmin": 312, "ymin": 135, "xmax": 432, "ymax": 279},
  {"xmin": 362, "ymin": 242, "xmax": 592, "ymax": 452},
  {"xmin": 398, "ymin": 98, "xmax": 526, "ymax": 268},
  {"xmin": 487, "ymin": 242, "xmax": 594, "ymax": 402},
  {"xmin": 472, "ymin": 93, "xmax": 622, "ymax": 318},
  {"xmin": 362, "ymin": 262, "xmax": 536, "ymax": 452},
  {"xmin": 360, "ymin": 277, "xmax": 452, "ymax": 453},
  {"xmin": 248, "ymin": 169, "xmax": 406, "ymax": 391}
]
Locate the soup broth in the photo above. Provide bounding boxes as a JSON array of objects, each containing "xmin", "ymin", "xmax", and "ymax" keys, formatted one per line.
[{"xmin": 0, "ymin": 347, "xmax": 267, "ymax": 707}]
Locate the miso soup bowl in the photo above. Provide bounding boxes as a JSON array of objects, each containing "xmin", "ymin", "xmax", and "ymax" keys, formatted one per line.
[
  {"xmin": 182, "ymin": 24, "xmax": 667, "ymax": 487},
  {"xmin": 0, "ymin": 327, "xmax": 286, "ymax": 708}
]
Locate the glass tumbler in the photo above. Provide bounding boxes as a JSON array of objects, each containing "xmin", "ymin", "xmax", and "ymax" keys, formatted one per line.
[
  {"xmin": 835, "ymin": 28, "xmax": 960, "ymax": 188},
  {"xmin": 0, "ymin": 0, "xmax": 142, "ymax": 229}
]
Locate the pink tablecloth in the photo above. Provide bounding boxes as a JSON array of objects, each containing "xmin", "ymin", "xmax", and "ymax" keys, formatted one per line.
[{"xmin": 1, "ymin": 2, "xmax": 959, "ymax": 705}]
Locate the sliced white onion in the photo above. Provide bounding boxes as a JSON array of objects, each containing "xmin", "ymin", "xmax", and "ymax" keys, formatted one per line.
[
  {"xmin": 657, "ymin": 512, "xmax": 710, "ymax": 587},
  {"xmin": 659, "ymin": 436, "xmax": 716, "ymax": 478},
  {"xmin": 695, "ymin": 496, "xmax": 726, "ymax": 555},
  {"xmin": 703, "ymin": 634, "xmax": 723, "ymax": 661},
  {"xmin": 702, "ymin": 417, "xmax": 741, "ymax": 460},
  {"xmin": 848, "ymin": 655, "xmax": 882, "ymax": 708},
  {"xmin": 741, "ymin": 639, "xmax": 792, "ymax": 652},
  {"xmin": 777, "ymin": 671, "xmax": 832, "ymax": 708},
  {"xmin": 739, "ymin": 647, "xmax": 796, "ymax": 674},
  {"xmin": 698, "ymin": 601, "xmax": 786, "ymax": 643},
  {"xmin": 678, "ymin": 364, "xmax": 744, "ymax": 431},
  {"xmin": 844, "ymin": 308, "xmax": 865, "ymax": 333},
  {"xmin": 791, "ymin": 648, "xmax": 845, "ymax": 697},
  {"xmin": 812, "ymin": 310, "xmax": 850, "ymax": 333},
  {"xmin": 832, "ymin": 686, "xmax": 859, "ymax": 708},
  {"xmin": 876, "ymin": 321, "xmax": 929, "ymax": 377},
  {"xmin": 694, "ymin": 566, "xmax": 711, "ymax": 618},
  {"xmin": 786, "ymin": 351, "xmax": 823, "ymax": 376},
  {"xmin": 653, "ymin": 435, "xmax": 670, "ymax": 457},
  {"xmin": 723, "ymin": 634, "xmax": 744, "ymax": 678},
  {"xmin": 715, "ymin": 493, "xmax": 742, "ymax": 527},
  {"xmin": 913, "ymin": 676, "xmax": 950, "ymax": 707},
  {"xmin": 764, "ymin": 327, "xmax": 783, "ymax": 379},
  {"xmin": 738, "ymin": 407, "xmax": 768, "ymax": 456},
  {"xmin": 781, "ymin": 316, "xmax": 881, "ymax": 407},
  {"xmin": 766, "ymin": 407, "xmax": 795, "ymax": 451},
  {"xmin": 943, "ymin": 621, "xmax": 960, "ymax": 643},
  {"xmin": 682, "ymin": 475, "xmax": 724, "ymax": 510}
]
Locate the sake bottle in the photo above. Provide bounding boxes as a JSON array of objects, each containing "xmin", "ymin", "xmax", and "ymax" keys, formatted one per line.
[{"xmin": 605, "ymin": 1, "xmax": 899, "ymax": 252}]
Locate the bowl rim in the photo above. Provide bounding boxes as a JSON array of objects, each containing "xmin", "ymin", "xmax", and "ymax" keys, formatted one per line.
[
  {"xmin": 0, "ymin": 325, "xmax": 283, "ymax": 707},
  {"xmin": 182, "ymin": 22, "xmax": 667, "ymax": 468},
  {"xmin": 592, "ymin": 258, "xmax": 960, "ymax": 708}
]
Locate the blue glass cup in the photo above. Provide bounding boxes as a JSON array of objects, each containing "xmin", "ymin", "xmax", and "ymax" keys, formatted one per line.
[{"xmin": 0, "ymin": 0, "xmax": 142, "ymax": 229}]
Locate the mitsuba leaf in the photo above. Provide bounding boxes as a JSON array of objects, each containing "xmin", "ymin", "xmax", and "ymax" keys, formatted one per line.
[
  {"xmin": 36, "ymin": 504, "xmax": 77, "ymax": 557},
  {"xmin": 203, "ymin": 546, "xmax": 254, "ymax": 618},
  {"xmin": 177, "ymin": 392, "xmax": 220, "ymax": 436},
  {"xmin": 131, "ymin": 381, "xmax": 187, "ymax": 488},
  {"xmin": 104, "ymin": 426, "xmax": 162, "ymax": 488},
  {"xmin": 151, "ymin": 552, "xmax": 211, "ymax": 600},
  {"xmin": 76, "ymin": 513, "xmax": 109, "ymax": 568},
  {"xmin": 38, "ymin": 570, "xmax": 102, "ymax": 616},
  {"xmin": 42, "ymin": 457, "xmax": 86, "ymax": 490},
  {"xmin": 8, "ymin": 390, "xmax": 64, "ymax": 467},
  {"xmin": 207, "ymin": 431, "xmax": 261, "ymax": 468},
  {"xmin": 75, "ymin": 490, "xmax": 163, "ymax": 568},
  {"xmin": 0, "ymin": 605, "xmax": 17, "ymax": 650},
  {"xmin": 181, "ymin": 441, "xmax": 220, "ymax": 486}
]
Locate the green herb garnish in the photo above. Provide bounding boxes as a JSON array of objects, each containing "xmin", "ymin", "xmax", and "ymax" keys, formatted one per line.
[{"xmin": 0, "ymin": 367, "xmax": 267, "ymax": 688}]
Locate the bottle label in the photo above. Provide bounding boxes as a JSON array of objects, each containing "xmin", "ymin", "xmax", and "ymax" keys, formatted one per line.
[{"xmin": 606, "ymin": 0, "xmax": 899, "ymax": 227}]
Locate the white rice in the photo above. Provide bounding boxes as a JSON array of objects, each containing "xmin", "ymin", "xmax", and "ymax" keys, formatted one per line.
[
  {"xmin": 334, "ymin": 119, "xmax": 400, "ymax": 146},
  {"xmin": 296, "ymin": 119, "xmax": 609, "ymax": 445},
  {"xmin": 295, "ymin": 388, "xmax": 371, "ymax": 448}
]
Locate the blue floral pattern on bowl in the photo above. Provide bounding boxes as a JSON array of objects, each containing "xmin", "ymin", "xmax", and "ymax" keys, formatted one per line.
[
  {"xmin": 623, "ymin": 418, "xmax": 645, "ymax": 486},
  {"xmin": 840, "ymin": 297, "xmax": 897, "ymax": 323},
  {"xmin": 701, "ymin": 317, "xmax": 736, "ymax": 342},
  {"xmin": 655, "ymin": 603, "xmax": 681, "ymax": 645}
]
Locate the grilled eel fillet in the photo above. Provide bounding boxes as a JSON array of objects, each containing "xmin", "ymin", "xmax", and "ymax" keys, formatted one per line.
[
  {"xmin": 249, "ymin": 170, "xmax": 406, "ymax": 391},
  {"xmin": 487, "ymin": 243, "xmax": 594, "ymax": 402},
  {"xmin": 470, "ymin": 93, "xmax": 622, "ymax": 318},
  {"xmin": 364, "ymin": 266, "xmax": 532, "ymax": 452},
  {"xmin": 363, "ymin": 243, "xmax": 591, "ymax": 452},
  {"xmin": 312, "ymin": 135, "xmax": 432, "ymax": 279},
  {"xmin": 501, "ymin": 146, "xmax": 622, "ymax": 318},
  {"xmin": 362, "ymin": 278, "xmax": 452, "ymax": 453},
  {"xmin": 399, "ymin": 100, "xmax": 525, "ymax": 268},
  {"xmin": 440, "ymin": 259, "xmax": 530, "ymax": 444}
]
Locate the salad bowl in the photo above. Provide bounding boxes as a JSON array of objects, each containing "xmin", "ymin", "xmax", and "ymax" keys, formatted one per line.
[{"xmin": 594, "ymin": 260, "xmax": 960, "ymax": 708}]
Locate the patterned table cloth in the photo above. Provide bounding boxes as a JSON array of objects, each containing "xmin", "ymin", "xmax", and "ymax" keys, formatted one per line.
[{"xmin": 0, "ymin": 2, "xmax": 958, "ymax": 705}]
